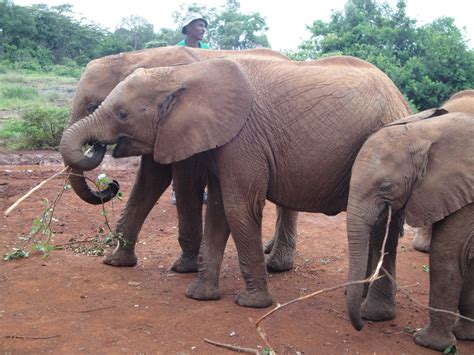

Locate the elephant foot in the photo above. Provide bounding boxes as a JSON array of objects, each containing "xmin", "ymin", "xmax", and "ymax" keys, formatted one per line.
[
  {"xmin": 452, "ymin": 319, "xmax": 474, "ymax": 340},
  {"xmin": 171, "ymin": 254, "xmax": 198, "ymax": 273},
  {"xmin": 185, "ymin": 278, "xmax": 221, "ymax": 301},
  {"xmin": 361, "ymin": 298, "xmax": 395, "ymax": 321},
  {"xmin": 414, "ymin": 325, "xmax": 456, "ymax": 351},
  {"xmin": 235, "ymin": 289, "xmax": 273, "ymax": 308},
  {"xmin": 263, "ymin": 238, "xmax": 275, "ymax": 254},
  {"xmin": 412, "ymin": 226, "xmax": 431, "ymax": 253},
  {"xmin": 266, "ymin": 251, "xmax": 294, "ymax": 272},
  {"xmin": 103, "ymin": 248, "xmax": 137, "ymax": 267}
]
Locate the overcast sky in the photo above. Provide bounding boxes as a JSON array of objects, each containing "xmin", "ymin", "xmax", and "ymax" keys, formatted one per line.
[{"xmin": 14, "ymin": 0, "xmax": 474, "ymax": 50}]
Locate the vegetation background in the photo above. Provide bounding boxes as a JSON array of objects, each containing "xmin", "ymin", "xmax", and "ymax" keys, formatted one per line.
[{"xmin": 1, "ymin": 0, "xmax": 473, "ymax": 149}]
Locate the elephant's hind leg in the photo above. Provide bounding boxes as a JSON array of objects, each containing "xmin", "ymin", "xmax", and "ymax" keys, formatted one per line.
[
  {"xmin": 171, "ymin": 158, "xmax": 208, "ymax": 273},
  {"xmin": 266, "ymin": 206, "xmax": 298, "ymax": 272},
  {"xmin": 104, "ymin": 156, "xmax": 172, "ymax": 267},
  {"xmin": 186, "ymin": 175, "xmax": 230, "ymax": 301}
]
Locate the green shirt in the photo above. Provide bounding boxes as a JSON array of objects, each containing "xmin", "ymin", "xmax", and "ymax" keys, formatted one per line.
[{"xmin": 176, "ymin": 39, "xmax": 210, "ymax": 49}]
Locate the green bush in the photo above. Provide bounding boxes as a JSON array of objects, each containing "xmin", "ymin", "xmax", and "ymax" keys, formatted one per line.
[
  {"xmin": 0, "ymin": 105, "xmax": 70, "ymax": 149},
  {"xmin": 1, "ymin": 86, "xmax": 39, "ymax": 100}
]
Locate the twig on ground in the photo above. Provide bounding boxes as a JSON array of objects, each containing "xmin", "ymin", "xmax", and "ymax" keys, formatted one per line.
[
  {"xmin": 5, "ymin": 334, "xmax": 60, "ymax": 340},
  {"xmin": 4, "ymin": 146, "xmax": 93, "ymax": 216},
  {"xmin": 53, "ymin": 237, "xmax": 97, "ymax": 248},
  {"xmin": 381, "ymin": 266, "xmax": 474, "ymax": 323},
  {"xmin": 77, "ymin": 305, "xmax": 115, "ymax": 313},
  {"xmin": 254, "ymin": 207, "xmax": 393, "ymax": 350},
  {"xmin": 4, "ymin": 166, "xmax": 70, "ymax": 216},
  {"xmin": 204, "ymin": 338, "xmax": 259, "ymax": 354}
]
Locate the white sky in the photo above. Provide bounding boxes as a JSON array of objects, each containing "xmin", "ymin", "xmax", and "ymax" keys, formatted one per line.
[{"xmin": 13, "ymin": 0, "xmax": 474, "ymax": 50}]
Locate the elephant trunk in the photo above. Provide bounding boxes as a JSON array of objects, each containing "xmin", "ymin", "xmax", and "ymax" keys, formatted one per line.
[
  {"xmin": 60, "ymin": 109, "xmax": 120, "ymax": 204},
  {"xmin": 346, "ymin": 203, "xmax": 374, "ymax": 331}
]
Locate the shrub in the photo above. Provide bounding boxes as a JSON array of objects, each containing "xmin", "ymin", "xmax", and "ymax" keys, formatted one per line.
[
  {"xmin": 1, "ymin": 86, "xmax": 39, "ymax": 100},
  {"xmin": 0, "ymin": 105, "xmax": 69, "ymax": 149}
]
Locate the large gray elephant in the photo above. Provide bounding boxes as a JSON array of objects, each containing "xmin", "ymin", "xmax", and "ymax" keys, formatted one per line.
[
  {"xmin": 60, "ymin": 55, "xmax": 411, "ymax": 308},
  {"xmin": 67, "ymin": 46, "xmax": 297, "ymax": 273},
  {"xmin": 413, "ymin": 89, "xmax": 474, "ymax": 253},
  {"xmin": 345, "ymin": 109, "xmax": 474, "ymax": 346}
]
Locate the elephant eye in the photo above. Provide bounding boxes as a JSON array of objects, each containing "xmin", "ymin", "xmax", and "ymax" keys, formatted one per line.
[
  {"xmin": 86, "ymin": 103, "xmax": 98, "ymax": 114},
  {"xmin": 116, "ymin": 109, "xmax": 128, "ymax": 121},
  {"xmin": 378, "ymin": 182, "xmax": 393, "ymax": 192}
]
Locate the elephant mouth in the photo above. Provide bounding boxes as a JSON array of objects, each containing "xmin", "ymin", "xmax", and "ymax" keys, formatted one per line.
[{"xmin": 112, "ymin": 136, "xmax": 153, "ymax": 158}]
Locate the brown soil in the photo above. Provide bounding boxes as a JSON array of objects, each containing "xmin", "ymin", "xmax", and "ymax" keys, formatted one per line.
[{"xmin": 1, "ymin": 151, "xmax": 473, "ymax": 354}]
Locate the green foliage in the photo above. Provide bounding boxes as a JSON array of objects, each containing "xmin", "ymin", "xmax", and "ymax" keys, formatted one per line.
[
  {"xmin": 290, "ymin": 0, "xmax": 474, "ymax": 111},
  {"xmin": 3, "ymin": 248, "xmax": 29, "ymax": 261},
  {"xmin": 0, "ymin": 105, "xmax": 69, "ymax": 149},
  {"xmin": 443, "ymin": 345, "xmax": 460, "ymax": 355},
  {"xmin": 1, "ymin": 85, "xmax": 38, "ymax": 100}
]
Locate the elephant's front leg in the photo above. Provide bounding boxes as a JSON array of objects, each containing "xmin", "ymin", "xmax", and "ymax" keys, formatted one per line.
[
  {"xmin": 414, "ymin": 231, "xmax": 462, "ymax": 351},
  {"xmin": 265, "ymin": 207, "xmax": 298, "ymax": 272},
  {"xmin": 171, "ymin": 158, "xmax": 207, "ymax": 273},
  {"xmin": 103, "ymin": 155, "xmax": 172, "ymax": 267},
  {"xmin": 452, "ymin": 262, "xmax": 474, "ymax": 341},
  {"xmin": 186, "ymin": 175, "xmax": 230, "ymax": 300},
  {"xmin": 362, "ymin": 213, "xmax": 402, "ymax": 321}
]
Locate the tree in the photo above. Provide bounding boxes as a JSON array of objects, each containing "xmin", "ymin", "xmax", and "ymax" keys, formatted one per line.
[
  {"xmin": 208, "ymin": 1, "xmax": 269, "ymax": 49},
  {"xmin": 114, "ymin": 15, "xmax": 155, "ymax": 51},
  {"xmin": 289, "ymin": 0, "xmax": 474, "ymax": 110}
]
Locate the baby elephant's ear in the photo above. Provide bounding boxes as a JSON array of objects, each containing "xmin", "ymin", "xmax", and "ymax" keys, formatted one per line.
[
  {"xmin": 153, "ymin": 59, "xmax": 253, "ymax": 164},
  {"xmin": 405, "ymin": 113, "xmax": 474, "ymax": 227}
]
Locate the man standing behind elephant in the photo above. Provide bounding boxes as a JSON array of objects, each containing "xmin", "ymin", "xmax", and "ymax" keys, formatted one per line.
[{"xmin": 176, "ymin": 13, "xmax": 210, "ymax": 49}]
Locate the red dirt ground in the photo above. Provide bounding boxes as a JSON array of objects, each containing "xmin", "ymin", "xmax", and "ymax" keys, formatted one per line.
[{"xmin": 1, "ymin": 151, "xmax": 473, "ymax": 354}]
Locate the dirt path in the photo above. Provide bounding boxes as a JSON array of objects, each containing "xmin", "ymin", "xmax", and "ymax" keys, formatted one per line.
[{"xmin": 0, "ymin": 153, "xmax": 473, "ymax": 354}]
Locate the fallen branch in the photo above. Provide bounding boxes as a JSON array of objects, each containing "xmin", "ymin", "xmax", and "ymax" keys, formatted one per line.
[
  {"xmin": 5, "ymin": 334, "xmax": 60, "ymax": 340},
  {"xmin": 77, "ymin": 305, "xmax": 115, "ymax": 313},
  {"xmin": 4, "ymin": 147, "xmax": 93, "ymax": 216},
  {"xmin": 381, "ymin": 266, "xmax": 474, "ymax": 324},
  {"xmin": 254, "ymin": 207, "xmax": 392, "ymax": 350},
  {"xmin": 204, "ymin": 338, "xmax": 259, "ymax": 354},
  {"xmin": 4, "ymin": 166, "xmax": 70, "ymax": 216}
]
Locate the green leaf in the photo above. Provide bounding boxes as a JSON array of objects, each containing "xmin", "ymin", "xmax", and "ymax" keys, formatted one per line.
[{"xmin": 3, "ymin": 248, "xmax": 29, "ymax": 261}]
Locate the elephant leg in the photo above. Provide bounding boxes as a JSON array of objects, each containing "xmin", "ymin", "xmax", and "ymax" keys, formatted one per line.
[
  {"xmin": 171, "ymin": 157, "xmax": 207, "ymax": 273},
  {"xmin": 104, "ymin": 155, "xmax": 172, "ymax": 267},
  {"xmin": 412, "ymin": 224, "xmax": 432, "ymax": 253},
  {"xmin": 452, "ymin": 262, "xmax": 474, "ymax": 340},
  {"xmin": 414, "ymin": 225, "xmax": 460, "ymax": 351},
  {"xmin": 186, "ymin": 174, "xmax": 230, "ymax": 300},
  {"xmin": 362, "ymin": 212, "xmax": 402, "ymax": 321},
  {"xmin": 266, "ymin": 206, "xmax": 298, "ymax": 272}
]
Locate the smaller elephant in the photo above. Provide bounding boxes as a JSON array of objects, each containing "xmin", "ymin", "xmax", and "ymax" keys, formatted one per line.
[
  {"xmin": 413, "ymin": 89, "xmax": 474, "ymax": 253},
  {"xmin": 413, "ymin": 202, "xmax": 474, "ymax": 351},
  {"xmin": 345, "ymin": 109, "xmax": 474, "ymax": 351}
]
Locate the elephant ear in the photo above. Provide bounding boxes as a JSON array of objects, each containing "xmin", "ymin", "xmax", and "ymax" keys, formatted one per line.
[
  {"xmin": 404, "ymin": 114, "xmax": 474, "ymax": 227},
  {"xmin": 385, "ymin": 108, "xmax": 448, "ymax": 128},
  {"xmin": 152, "ymin": 58, "xmax": 253, "ymax": 164}
]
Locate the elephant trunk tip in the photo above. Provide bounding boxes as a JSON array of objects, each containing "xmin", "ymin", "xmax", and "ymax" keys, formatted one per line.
[{"xmin": 349, "ymin": 316, "xmax": 365, "ymax": 331}]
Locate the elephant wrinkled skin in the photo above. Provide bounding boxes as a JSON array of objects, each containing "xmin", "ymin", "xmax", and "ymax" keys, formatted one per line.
[
  {"xmin": 68, "ymin": 46, "xmax": 297, "ymax": 273},
  {"xmin": 345, "ymin": 109, "xmax": 474, "ymax": 351},
  {"xmin": 60, "ymin": 55, "xmax": 411, "ymax": 308}
]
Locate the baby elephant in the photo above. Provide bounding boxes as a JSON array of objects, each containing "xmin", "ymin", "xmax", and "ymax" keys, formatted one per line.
[{"xmin": 345, "ymin": 109, "xmax": 474, "ymax": 351}]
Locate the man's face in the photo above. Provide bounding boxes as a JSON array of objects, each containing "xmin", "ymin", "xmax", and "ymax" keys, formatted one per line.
[{"xmin": 186, "ymin": 19, "xmax": 207, "ymax": 41}]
